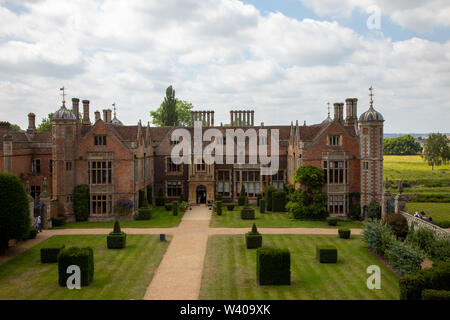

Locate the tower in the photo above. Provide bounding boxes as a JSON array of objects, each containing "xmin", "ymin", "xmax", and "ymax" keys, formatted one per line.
[
  {"xmin": 359, "ymin": 86, "xmax": 384, "ymax": 217},
  {"xmin": 51, "ymin": 88, "xmax": 78, "ymax": 221}
]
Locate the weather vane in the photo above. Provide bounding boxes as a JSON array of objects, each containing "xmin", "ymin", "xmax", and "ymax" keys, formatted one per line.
[
  {"xmin": 327, "ymin": 102, "xmax": 331, "ymax": 116},
  {"xmin": 60, "ymin": 86, "xmax": 66, "ymax": 105},
  {"xmin": 112, "ymin": 102, "xmax": 117, "ymax": 117},
  {"xmin": 369, "ymin": 85, "xmax": 374, "ymax": 106}
]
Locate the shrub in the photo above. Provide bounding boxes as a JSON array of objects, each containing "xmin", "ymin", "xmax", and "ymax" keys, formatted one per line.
[
  {"xmin": 386, "ymin": 214, "xmax": 409, "ymax": 239},
  {"xmin": 58, "ymin": 247, "xmax": 94, "ymax": 287},
  {"xmin": 259, "ymin": 199, "xmax": 266, "ymax": 214},
  {"xmin": 28, "ymin": 227, "xmax": 38, "ymax": 239},
  {"xmin": 107, "ymin": 220, "xmax": 126, "ymax": 249},
  {"xmin": 179, "ymin": 201, "xmax": 188, "ymax": 212},
  {"xmin": 366, "ymin": 200, "xmax": 381, "ymax": 219},
  {"xmin": 348, "ymin": 205, "xmax": 361, "ymax": 221},
  {"xmin": 238, "ymin": 185, "xmax": 247, "ymax": 206},
  {"xmin": 338, "ymin": 228, "xmax": 351, "ymax": 239},
  {"xmin": 155, "ymin": 188, "xmax": 166, "ymax": 206},
  {"xmin": 406, "ymin": 227, "xmax": 436, "ymax": 256},
  {"xmin": 172, "ymin": 201, "xmax": 178, "ymax": 216},
  {"xmin": 422, "ymin": 289, "xmax": 450, "ymax": 300},
  {"xmin": 216, "ymin": 194, "xmax": 223, "ymax": 201},
  {"xmin": 138, "ymin": 189, "xmax": 147, "ymax": 208},
  {"xmin": 226, "ymin": 204, "xmax": 235, "ymax": 211},
  {"xmin": 316, "ymin": 245, "xmax": 338, "ymax": 263},
  {"xmin": 146, "ymin": 184, "xmax": 153, "ymax": 205},
  {"xmin": 164, "ymin": 204, "xmax": 172, "ymax": 211},
  {"xmin": 52, "ymin": 217, "xmax": 65, "ymax": 227},
  {"xmin": 399, "ymin": 273, "xmax": 425, "ymax": 300},
  {"xmin": 41, "ymin": 245, "xmax": 65, "ymax": 263},
  {"xmin": 272, "ymin": 190, "xmax": 287, "ymax": 212},
  {"xmin": 241, "ymin": 207, "xmax": 255, "ymax": 220},
  {"xmin": 430, "ymin": 239, "xmax": 450, "ymax": 262},
  {"xmin": 363, "ymin": 219, "xmax": 396, "ymax": 255},
  {"xmin": 135, "ymin": 207, "xmax": 152, "ymax": 220},
  {"xmin": 0, "ymin": 173, "xmax": 31, "ymax": 255},
  {"xmin": 73, "ymin": 185, "xmax": 90, "ymax": 221},
  {"xmin": 385, "ymin": 240, "xmax": 423, "ymax": 276},
  {"xmin": 257, "ymin": 194, "xmax": 262, "ymax": 206},
  {"xmin": 246, "ymin": 224, "xmax": 262, "ymax": 249},
  {"xmin": 327, "ymin": 217, "xmax": 338, "ymax": 226},
  {"xmin": 216, "ymin": 201, "xmax": 222, "ymax": 216},
  {"xmin": 436, "ymin": 221, "xmax": 450, "ymax": 228},
  {"xmin": 289, "ymin": 202, "xmax": 328, "ymax": 220},
  {"xmin": 256, "ymin": 247, "xmax": 290, "ymax": 285},
  {"xmin": 264, "ymin": 186, "xmax": 275, "ymax": 211}
]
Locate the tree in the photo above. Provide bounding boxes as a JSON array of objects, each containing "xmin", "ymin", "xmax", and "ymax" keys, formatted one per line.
[
  {"xmin": 151, "ymin": 95, "xmax": 194, "ymax": 126},
  {"xmin": 0, "ymin": 173, "xmax": 31, "ymax": 255},
  {"xmin": 366, "ymin": 200, "xmax": 381, "ymax": 219},
  {"xmin": 422, "ymin": 133, "xmax": 450, "ymax": 170},
  {"xmin": 37, "ymin": 113, "xmax": 54, "ymax": 133},
  {"xmin": 9, "ymin": 124, "xmax": 23, "ymax": 132},
  {"xmin": 150, "ymin": 86, "xmax": 180, "ymax": 126},
  {"xmin": 383, "ymin": 135, "xmax": 422, "ymax": 155}
]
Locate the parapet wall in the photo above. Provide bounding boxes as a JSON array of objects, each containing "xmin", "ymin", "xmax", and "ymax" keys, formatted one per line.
[{"xmin": 399, "ymin": 211, "xmax": 449, "ymax": 240}]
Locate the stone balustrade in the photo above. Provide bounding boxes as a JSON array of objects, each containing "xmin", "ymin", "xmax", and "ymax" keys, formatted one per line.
[{"xmin": 399, "ymin": 211, "xmax": 449, "ymax": 240}]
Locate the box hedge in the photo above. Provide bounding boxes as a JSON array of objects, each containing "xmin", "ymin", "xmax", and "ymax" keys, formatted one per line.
[
  {"xmin": 28, "ymin": 227, "xmax": 38, "ymax": 239},
  {"xmin": 272, "ymin": 190, "xmax": 287, "ymax": 212},
  {"xmin": 327, "ymin": 217, "xmax": 338, "ymax": 226},
  {"xmin": 226, "ymin": 204, "xmax": 235, "ymax": 211},
  {"xmin": 51, "ymin": 217, "xmax": 65, "ymax": 227},
  {"xmin": 245, "ymin": 224, "xmax": 262, "ymax": 249},
  {"xmin": 241, "ymin": 207, "xmax": 255, "ymax": 220},
  {"xmin": 172, "ymin": 201, "xmax": 178, "ymax": 216},
  {"xmin": 73, "ymin": 185, "xmax": 90, "ymax": 222},
  {"xmin": 41, "ymin": 245, "xmax": 65, "ymax": 263},
  {"xmin": 422, "ymin": 289, "xmax": 450, "ymax": 300},
  {"xmin": 58, "ymin": 246, "xmax": 94, "ymax": 287},
  {"xmin": 257, "ymin": 247, "xmax": 290, "ymax": 285},
  {"xmin": 259, "ymin": 199, "xmax": 266, "ymax": 213},
  {"xmin": 164, "ymin": 204, "xmax": 172, "ymax": 211},
  {"xmin": 316, "ymin": 245, "xmax": 338, "ymax": 263},
  {"xmin": 216, "ymin": 201, "xmax": 222, "ymax": 216},
  {"xmin": 134, "ymin": 207, "xmax": 152, "ymax": 220},
  {"xmin": 338, "ymin": 228, "xmax": 351, "ymax": 239},
  {"xmin": 107, "ymin": 221, "xmax": 126, "ymax": 249},
  {"xmin": 264, "ymin": 186, "xmax": 275, "ymax": 211}
]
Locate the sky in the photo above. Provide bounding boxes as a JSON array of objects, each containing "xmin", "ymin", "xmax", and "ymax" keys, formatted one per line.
[{"xmin": 0, "ymin": 0, "xmax": 449, "ymax": 133}]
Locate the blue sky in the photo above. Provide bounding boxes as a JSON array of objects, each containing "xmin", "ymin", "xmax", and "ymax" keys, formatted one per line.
[{"xmin": 0, "ymin": 0, "xmax": 449, "ymax": 133}]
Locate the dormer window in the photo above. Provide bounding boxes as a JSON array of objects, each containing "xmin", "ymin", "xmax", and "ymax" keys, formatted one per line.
[
  {"xmin": 328, "ymin": 135, "xmax": 341, "ymax": 146},
  {"xmin": 95, "ymin": 135, "xmax": 107, "ymax": 146}
]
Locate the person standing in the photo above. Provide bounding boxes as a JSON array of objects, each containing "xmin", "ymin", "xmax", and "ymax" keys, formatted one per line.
[{"xmin": 37, "ymin": 215, "xmax": 42, "ymax": 232}]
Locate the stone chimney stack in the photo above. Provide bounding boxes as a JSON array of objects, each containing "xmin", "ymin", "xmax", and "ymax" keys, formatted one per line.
[
  {"xmin": 334, "ymin": 103, "xmax": 344, "ymax": 122},
  {"xmin": 95, "ymin": 111, "xmax": 101, "ymax": 122},
  {"xmin": 82, "ymin": 100, "xmax": 91, "ymax": 125},
  {"xmin": 72, "ymin": 98, "xmax": 80, "ymax": 120},
  {"xmin": 345, "ymin": 98, "xmax": 358, "ymax": 125},
  {"xmin": 190, "ymin": 110, "xmax": 214, "ymax": 126},
  {"xmin": 27, "ymin": 113, "xmax": 36, "ymax": 134},
  {"xmin": 3, "ymin": 134, "xmax": 13, "ymax": 172},
  {"xmin": 106, "ymin": 109, "xmax": 112, "ymax": 123},
  {"xmin": 103, "ymin": 110, "xmax": 108, "ymax": 122}
]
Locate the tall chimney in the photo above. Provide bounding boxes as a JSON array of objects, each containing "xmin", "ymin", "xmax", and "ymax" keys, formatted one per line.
[
  {"xmin": 95, "ymin": 111, "xmax": 101, "ymax": 122},
  {"xmin": 211, "ymin": 111, "xmax": 215, "ymax": 126},
  {"xmin": 103, "ymin": 109, "xmax": 108, "ymax": 122},
  {"xmin": 345, "ymin": 98, "xmax": 358, "ymax": 125},
  {"xmin": 107, "ymin": 109, "xmax": 112, "ymax": 123},
  {"xmin": 3, "ymin": 134, "xmax": 13, "ymax": 173},
  {"xmin": 27, "ymin": 113, "xmax": 36, "ymax": 134},
  {"xmin": 82, "ymin": 100, "xmax": 91, "ymax": 125},
  {"xmin": 72, "ymin": 98, "xmax": 80, "ymax": 120},
  {"xmin": 334, "ymin": 103, "xmax": 344, "ymax": 121}
]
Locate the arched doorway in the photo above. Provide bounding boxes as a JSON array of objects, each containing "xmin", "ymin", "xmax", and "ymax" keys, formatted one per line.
[{"xmin": 196, "ymin": 185, "xmax": 207, "ymax": 204}]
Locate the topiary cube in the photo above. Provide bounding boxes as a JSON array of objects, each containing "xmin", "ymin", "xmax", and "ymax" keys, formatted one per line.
[
  {"xmin": 272, "ymin": 190, "xmax": 287, "ymax": 212},
  {"xmin": 327, "ymin": 217, "xmax": 338, "ymax": 226},
  {"xmin": 245, "ymin": 224, "xmax": 262, "ymax": 249},
  {"xmin": 135, "ymin": 207, "xmax": 152, "ymax": 220},
  {"xmin": 338, "ymin": 228, "xmax": 351, "ymax": 239},
  {"xmin": 107, "ymin": 232, "xmax": 126, "ymax": 249},
  {"xmin": 421, "ymin": 289, "xmax": 450, "ymax": 300},
  {"xmin": 226, "ymin": 204, "xmax": 235, "ymax": 211},
  {"xmin": 257, "ymin": 247, "xmax": 290, "ymax": 285},
  {"xmin": 241, "ymin": 207, "xmax": 255, "ymax": 220},
  {"xmin": 259, "ymin": 199, "xmax": 266, "ymax": 214},
  {"xmin": 316, "ymin": 245, "xmax": 338, "ymax": 263},
  {"xmin": 58, "ymin": 247, "xmax": 94, "ymax": 287},
  {"xmin": 41, "ymin": 245, "xmax": 65, "ymax": 263}
]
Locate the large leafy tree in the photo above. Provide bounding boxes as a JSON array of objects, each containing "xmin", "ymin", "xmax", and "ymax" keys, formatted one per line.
[
  {"xmin": 383, "ymin": 135, "xmax": 422, "ymax": 155},
  {"xmin": 0, "ymin": 173, "xmax": 31, "ymax": 255},
  {"xmin": 9, "ymin": 124, "xmax": 23, "ymax": 132},
  {"xmin": 37, "ymin": 113, "xmax": 54, "ymax": 133},
  {"xmin": 150, "ymin": 86, "xmax": 194, "ymax": 126},
  {"xmin": 422, "ymin": 133, "xmax": 450, "ymax": 170}
]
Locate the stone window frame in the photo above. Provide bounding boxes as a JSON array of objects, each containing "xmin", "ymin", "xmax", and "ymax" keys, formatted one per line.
[
  {"xmin": 94, "ymin": 135, "xmax": 107, "ymax": 146},
  {"xmin": 328, "ymin": 194, "xmax": 345, "ymax": 214},
  {"xmin": 216, "ymin": 169, "xmax": 231, "ymax": 197},
  {"xmin": 90, "ymin": 194, "xmax": 113, "ymax": 214},
  {"xmin": 323, "ymin": 160, "xmax": 347, "ymax": 185},
  {"xmin": 166, "ymin": 156, "xmax": 183, "ymax": 174},
  {"xmin": 88, "ymin": 160, "xmax": 112, "ymax": 185},
  {"xmin": 166, "ymin": 180, "xmax": 183, "ymax": 198},
  {"xmin": 65, "ymin": 161, "xmax": 72, "ymax": 171},
  {"xmin": 327, "ymin": 134, "xmax": 342, "ymax": 146}
]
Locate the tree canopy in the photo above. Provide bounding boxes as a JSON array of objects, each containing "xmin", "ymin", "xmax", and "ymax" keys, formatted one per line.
[
  {"xmin": 383, "ymin": 135, "xmax": 422, "ymax": 155},
  {"xmin": 9, "ymin": 124, "xmax": 23, "ymax": 132},
  {"xmin": 37, "ymin": 113, "xmax": 54, "ymax": 133},
  {"xmin": 422, "ymin": 133, "xmax": 450, "ymax": 170},
  {"xmin": 150, "ymin": 86, "xmax": 194, "ymax": 126}
]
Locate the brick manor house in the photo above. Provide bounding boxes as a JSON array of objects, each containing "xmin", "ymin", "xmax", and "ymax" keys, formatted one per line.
[{"xmin": 0, "ymin": 93, "xmax": 384, "ymax": 223}]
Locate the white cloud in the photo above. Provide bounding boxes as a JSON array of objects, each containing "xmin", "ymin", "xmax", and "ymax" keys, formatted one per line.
[{"xmin": 0, "ymin": 0, "xmax": 449, "ymax": 133}]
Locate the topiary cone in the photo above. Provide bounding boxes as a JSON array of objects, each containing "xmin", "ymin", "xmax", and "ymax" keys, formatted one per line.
[
  {"xmin": 251, "ymin": 223, "xmax": 258, "ymax": 234},
  {"xmin": 113, "ymin": 220, "xmax": 121, "ymax": 233}
]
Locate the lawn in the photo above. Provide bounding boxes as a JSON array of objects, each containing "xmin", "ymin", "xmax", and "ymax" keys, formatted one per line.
[
  {"xmin": 55, "ymin": 206, "xmax": 184, "ymax": 229},
  {"xmin": 199, "ymin": 234, "xmax": 399, "ymax": 300},
  {"xmin": 0, "ymin": 235, "xmax": 170, "ymax": 299},
  {"xmin": 406, "ymin": 202, "xmax": 450, "ymax": 227},
  {"xmin": 384, "ymin": 155, "xmax": 450, "ymax": 186},
  {"xmin": 210, "ymin": 205, "xmax": 363, "ymax": 228}
]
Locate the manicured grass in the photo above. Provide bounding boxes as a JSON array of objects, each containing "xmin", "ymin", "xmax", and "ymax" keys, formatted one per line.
[
  {"xmin": 384, "ymin": 155, "xmax": 450, "ymax": 185},
  {"xmin": 0, "ymin": 235, "xmax": 170, "ymax": 299},
  {"xmin": 406, "ymin": 202, "xmax": 450, "ymax": 226},
  {"xmin": 199, "ymin": 234, "xmax": 399, "ymax": 300},
  {"xmin": 55, "ymin": 206, "xmax": 184, "ymax": 229},
  {"xmin": 210, "ymin": 206, "xmax": 363, "ymax": 228}
]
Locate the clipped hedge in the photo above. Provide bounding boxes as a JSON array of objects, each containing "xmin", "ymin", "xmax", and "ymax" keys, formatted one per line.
[
  {"xmin": 28, "ymin": 227, "xmax": 38, "ymax": 239},
  {"xmin": 316, "ymin": 245, "xmax": 338, "ymax": 263},
  {"xmin": 259, "ymin": 199, "xmax": 266, "ymax": 214},
  {"xmin": 241, "ymin": 207, "xmax": 255, "ymax": 220},
  {"xmin": 327, "ymin": 217, "xmax": 338, "ymax": 226},
  {"xmin": 52, "ymin": 217, "xmax": 65, "ymax": 227},
  {"xmin": 73, "ymin": 185, "xmax": 90, "ymax": 222},
  {"xmin": 257, "ymin": 247, "xmax": 290, "ymax": 285},
  {"xmin": 155, "ymin": 188, "xmax": 166, "ymax": 206},
  {"xmin": 264, "ymin": 186, "xmax": 275, "ymax": 211},
  {"xmin": 146, "ymin": 184, "xmax": 153, "ymax": 205},
  {"xmin": 246, "ymin": 224, "xmax": 262, "ymax": 249},
  {"xmin": 41, "ymin": 245, "xmax": 65, "ymax": 263},
  {"xmin": 226, "ymin": 204, "xmax": 235, "ymax": 211},
  {"xmin": 164, "ymin": 204, "xmax": 172, "ymax": 211},
  {"xmin": 107, "ymin": 232, "xmax": 126, "ymax": 249},
  {"xmin": 216, "ymin": 201, "xmax": 222, "ymax": 216},
  {"xmin": 58, "ymin": 246, "xmax": 94, "ymax": 287},
  {"xmin": 422, "ymin": 289, "xmax": 450, "ymax": 300},
  {"xmin": 172, "ymin": 201, "xmax": 178, "ymax": 216},
  {"xmin": 272, "ymin": 190, "xmax": 287, "ymax": 212},
  {"xmin": 338, "ymin": 228, "xmax": 351, "ymax": 239},
  {"xmin": 135, "ymin": 207, "xmax": 152, "ymax": 220},
  {"xmin": 257, "ymin": 194, "xmax": 262, "ymax": 206}
]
